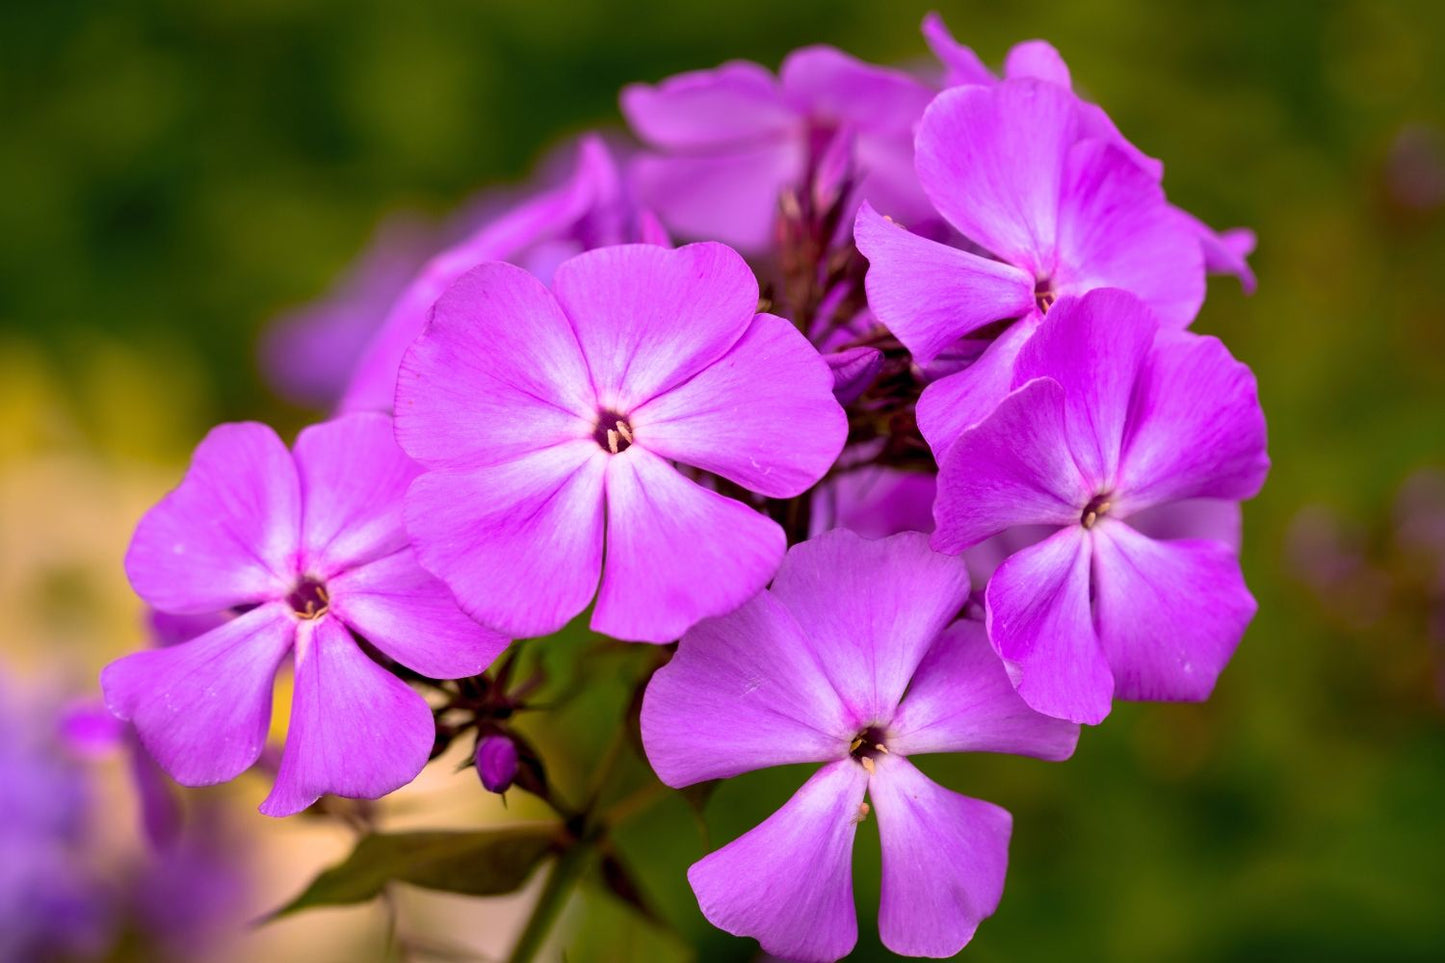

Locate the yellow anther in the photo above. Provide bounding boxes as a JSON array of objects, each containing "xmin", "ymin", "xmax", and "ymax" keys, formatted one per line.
[
  {"xmin": 860, "ymin": 756, "xmax": 875, "ymax": 775},
  {"xmin": 606, "ymin": 429, "xmax": 620, "ymax": 454},
  {"xmin": 616, "ymin": 421, "xmax": 633, "ymax": 444},
  {"xmin": 853, "ymin": 802, "xmax": 871, "ymax": 824}
]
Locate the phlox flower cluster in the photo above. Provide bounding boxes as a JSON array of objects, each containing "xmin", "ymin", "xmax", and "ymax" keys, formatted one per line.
[{"xmin": 102, "ymin": 13, "xmax": 1268, "ymax": 961}]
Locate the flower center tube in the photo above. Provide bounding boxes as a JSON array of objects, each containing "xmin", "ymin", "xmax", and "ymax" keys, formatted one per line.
[
  {"xmin": 1081, "ymin": 494, "xmax": 1113, "ymax": 529},
  {"xmin": 593, "ymin": 410, "xmax": 634, "ymax": 454},
  {"xmin": 1034, "ymin": 277, "xmax": 1057, "ymax": 314},
  {"xmin": 849, "ymin": 725, "xmax": 890, "ymax": 774},
  {"xmin": 287, "ymin": 577, "xmax": 330, "ymax": 620}
]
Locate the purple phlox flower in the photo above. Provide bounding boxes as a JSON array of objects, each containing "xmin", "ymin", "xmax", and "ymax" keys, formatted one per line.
[
  {"xmin": 622, "ymin": 47, "xmax": 936, "ymax": 252},
  {"xmin": 931, "ymin": 289, "xmax": 1269, "ymax": 724},
  {"xmin": 474, "ymin": 735, "xmax": 519, "ymax": 795},
  {"xmin": 811, "ymin": 466, "xmax": 936, "ymax": 540},
  {"xmin": 1, "ymin": 675, "xmax": 109, "ymax": 962},
  {"xmin": 921, "ymin": 12, "xmax": 1257, "ymax": 292},
  {"xmin": 131, "ymin": 808, "xmax": 251, "ymax": 961},
  {"xmin": 823, "ymin": 346, "xmax": 884, "ymax": 404},
  {"xmin": 103, "ymin": 413, "xmax": 509, "ymax": 817},
  {"xmin": 341, "ymin": 134, "xmax": 667, "ymax": 413},
  {"xmin": 641, "ymin": 530, "xmax": 1078, "ymax": 961},
  {"xmin": 61, "ymin": 698, "xmax": 182, "ymax": 849},
  {"xmin": 396, "ymin": 242, "xmax": 847, "ymax": 643},
  {"xmin": 856, "ymin": 73, "xmax": 1208, "ymax": 446},
  {"xmin": 260, "ymin": 213, "xmax": 436, "ymax": 409}
]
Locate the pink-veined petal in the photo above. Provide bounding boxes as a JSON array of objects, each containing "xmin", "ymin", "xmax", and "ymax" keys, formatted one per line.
[
  {"xmin": 688, "ymin": 760, "xmax": 866, "ymax": 963},
  {"xmin": 890, "ymin": 620, "xmax": 1079, "ymax": 759},
  {"xmin": 405, "ymin": 441, "xmax": 607, "ymax": 639},
  {"xmin": 593, "ymin": 448, "xmax": 784, "ymax": 643},
  {"xmin": 260, "ymin": 616, "xmax": 433, "ymax": 817},
  {"xmin": 871, "ymin": 753, "xmax": 1013, "ymax": 958},
  {"xmin": 1092, "ymin": 520, "xmax": 1256, "ymax": 702},
  {"xmin": 1003, "ymin": 40, "xmax": 1071, "ymax": 86},
  {"xmin": 916, "ymin": 313, "xmax": 1041, "ymax": 456},
  {"xmin": 125, "ymin": 423, "xmax": 299, "ymax": 613},
  {"xmin": 101, "ymin": 604, "xmax": 295, "ymax": 786},
  {"xmin": 985, "ymin": 527, "xmax": 1113, "ymax": 724},
  {"xmin": 631, "ymin": 312, "xmax": 845, "ymax": 498},
  {"xmin": 621, "ymin": 60, "xmax": 796, "ymax": 149}
]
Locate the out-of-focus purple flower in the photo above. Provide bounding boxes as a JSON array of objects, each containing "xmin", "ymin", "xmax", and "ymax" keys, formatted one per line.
[
  {"xmin": 812, "ymin": 467, "xmax": 936, "ymax": 539},
  {"xmin": 1, "ymin": 675, "xmax": 108, "ymax": 963},
  {"xmin": 260, "ymin": 214, "xmax": 436, "ymax": 409},
  {"xmin": 856, "ymin": 76, "xmax": 1205, "ymax": 441},
  {"xmin": 341, "ymin": 135, "xmax": 666, "ymax": 413},
  {"xmin": 641, "ymin": 531, "xmax": 1078, "ymax": 961},
  {"xmin": 921, "ymin": 12, "xmax": 1257, "ymax": 292},
  {"xmin": 931, "ymin": 289, "xmax": 1268, "ymax": 724},
  {"xmin": 103, "ymin": 413, "xmax": 509, "ymax": 817},
  {"xmin": 396, "ymin": 243, "xmax": 846, "ymax": 643},
  {"xmin": 474, "ymin": 735, "xmax": 519, "ymax": 795},
  {"xmin": 622, "ymin": 48, "xmax": 936, "ymax": 252},
  {"xmin": 61, "ymin": 698, "xmax": 183, "ymax": 849}
]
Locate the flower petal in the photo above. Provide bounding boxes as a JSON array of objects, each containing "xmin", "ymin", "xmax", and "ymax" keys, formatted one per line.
[
  {"xmin": 932, "ymin": 378, "xmax": 1083, "ymax": 553},
  {"xmin": 1116, "ymin": 330, "xmax": 1269, "ymax": 513},
  {"xmin": 1092, "ymin": 520, "xmax": 1256, "ymax": 702},
  {"xmin": 260, "ymin": 616, "xmax": 434, "ymax": 817},
  {"xmin": 890, "ymin": 620, "xmax": 1080, "ymax": 760},
  {"xmin": 328, "ymin": 548, "xmax": 509, "ymax": 680},
  {"xmin": 630, "ymin": 312, "xmax": 845, "ymax": 498},
  {"xmin": 1054, "ymin": 140, "xmax": 1205, "ymax": 328},
  {"xmin": 1012, "ymin": 289, "xmax": 1158, "ymax": 489},
  {"xmin": 393, "ymin": 261, "xmax": 596, "ymax": 473},
  {"xmin": 985, "ymin": 527, "xmax": 1113, "ymax": 724},
  {"xmin": 1129, "ymin": 498, "xmax": 1242, "ymax": 551},
  {"xmin": 871, "ymin": 753, "xmax": 1012, "ymax": 958},
  {"xmin": 915, "ymin": 313, "xmax": 1041, "ymax": 454},
  {"xmin": 688, "ymin": 760, "xmax": 866, "ymax": 963},
  {"xmin": 551, "ymin": 243, "xmax": 760, "ymax": 410},
  {"xmin": 824, "ymin": 345, "xmax": 884, "ymax": 405},
  {"xmin": 1183, "ymin": 211, "xmax": 1257, "ymax": 293},
  {"xmin": 854, "ymin": 203, "xmax": 1034, "ymax": 364},
  {"xmin": 593, "ymin": 448, "xmax": 784, "ymax": 643},
  {"xmin": 768, "ymin": 530, "xmax": 970, "ymax": 727},
  {"xmin": 294, "ymin": 412, "xmax": 417, "ymax": 576},
  {"xmin": 642, "ymin": 591, "xmax": 851, "ymax": 786},
  {"xmin": 621, "ymin": 60, "xmax": 796, "ymax": 150},
  {"xmin": 812, "ymin": 467, "xmax": 936, "ymax": 539},
  {"xmin": 921, "ymin": 12, "xmax": 996, "ymax": 87},
  {"xmin": 915, "ymin": 80, "xmax": 1080, "ymax": 274},
  {"xmin": 125, "ymin": 423, "xmax": 299, "ymax": 613},
  {"xmin": 101, "ymin": 604, "xmax": 295, "ymax": 785},
  {"xmin": 628, "ymin": 143, "xmax": 804, "ymax": 252},
  {"xmin": 405, "ymin": 441, "xmax": 607, "ymax": 639},
  {"xmin": 1003, "ymin": 40, "xmax": 1071, "ymax": 86},
  {"xmin": 780, "ymin": 46, "xmax": 933, "ymax": 135}
]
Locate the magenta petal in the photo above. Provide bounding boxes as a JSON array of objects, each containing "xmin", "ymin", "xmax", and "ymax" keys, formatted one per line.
[
  {"xmin": 688, "ymin": 760, "xmax": 866, "ymax": 963},
  {"xmin": 768, "ymin": 530, "xmax": 970, "ymax": 727},
  {"xmin": 594, "ymin": 449, "xmax": 784, "ymax": 643},
  {"xmin": 328, "ymin": 548, "xmax": 509, "ymax": 680},
  {"xmin": 294, "ymin": 412, "xmax": 417, "ymax": 575},
  {"xmin": 1130, "ymin": 498, "xmax": 1242, "ymax": 551},
  {"xmin": 855, "ymin": 203, "xmax": 1034, "ymax": 363},
  {"xmin": 1003, "ymin": 40, "xmax": 1071, "ymax": 86},
  {"xmin": 405, "ymin": 441, "xmax": 607, "ymax": 638},
  {"xmin": 101, "ymin": 604, "xmax": 295, "ymax": 785},
  {"xmin": 1054, "ymin": 140, "xmax": 1205, "ymax": 328},
  {"xmin": 1013, "ymin": 289, "xmax": 1158, "ymax": 488},
  {"xmin": 985, "ymin": 527, "xmax": 1114, "ymax": 724},
  {"xmin": 621, "ymin": 61, "xmax": 795, "ymax": 150},
  {"xmin": 1092, "ymin": 521, "xmax": 1256, "ymax": 702},
  {"xmin": 824, "ymin": 346, "xmax": 884, "ymax": 405},
  {"xmin": 890, "ymin": 621, "xmax": 1079, "ymax": 760},
  {"xmin": 125, "ymin": 423, "xmax": 299, "ymax": 613},
  {"xmin": 871, "ymin": 753, "xmax": 1012, "ymax": 958},
  {"xmin": 642, "ymin": 592, "xmax": 850, "ymax": 786},
  {"xmin": 628, "ymin": 144, "xmax": 804, "ymax": 252},
  {"xmin": 921, "ymin": 13, "xmax": 996, "ymax": 87},
  {"xmin": 813, "ymin": 467, "xmax": 936, "ymax": 539},
  {"xmin": 1185, "ymin": 212, "xmax": 1257, "ymax": 293},
  {"xmin": 1116, "ymin": 331, "xmax": 1269, "ymax": 513},
  {"xmin": 260, "ymin": 616, "xmax": 434, "ymax": 817},
  {"xmin": 631, "ymin": 312, "xmax": 845, "ymax": 498},
  {"xmin": 394, "ymin": 261, "xmax": 596, "ymax": 473},
  {"xmin": 915, "ymin": 80, "xmax": 1079, "ymax": 273},
  {"xmin": 916, "ymin": 314, "xmax": 1041, "ymax": 454},
  {"xmin": 552, "ymin": 243, "xmax": 759, "ymax": 410},
  {"xmin": 932, "ymin": 378, "xmax": 1084, "ymax": 553},
  {"xmin": 780, "ymin": 45, "xmax": 933, "ymax": 134}
]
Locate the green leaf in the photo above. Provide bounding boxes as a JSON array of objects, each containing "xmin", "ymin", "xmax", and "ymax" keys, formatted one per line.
[{"xmin": 268, "ymin": 824, "xmax": 561, "ymax": 919}]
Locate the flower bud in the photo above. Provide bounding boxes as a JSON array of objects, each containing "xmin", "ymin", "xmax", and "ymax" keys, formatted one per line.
[{"xmin": 474, "ymin": 735, "xmax": 519, "ymax": 795}]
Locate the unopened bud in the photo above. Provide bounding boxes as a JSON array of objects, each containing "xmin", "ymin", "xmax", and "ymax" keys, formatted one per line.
[{"xmin": 475, "ymin": 735, "xmax": 519, "ymax": 794}]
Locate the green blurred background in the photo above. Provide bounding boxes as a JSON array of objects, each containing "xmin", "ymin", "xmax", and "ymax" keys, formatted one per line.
[{"xmin": 2, "ymin": 0, "xmax": 1443, "ymax": 960}]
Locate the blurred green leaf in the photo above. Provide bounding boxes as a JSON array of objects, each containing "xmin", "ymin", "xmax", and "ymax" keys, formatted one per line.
[{"xmin": 269, "ymin": 824, "xmax": 560, "ymax": 918}]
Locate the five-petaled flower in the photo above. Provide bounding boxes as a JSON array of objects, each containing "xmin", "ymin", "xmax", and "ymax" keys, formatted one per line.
[
  {"xmin": 641, "ymin": 530, "xmax": 1079, "ymax": 962},
  {"xmin": 931, "ymin": 288, "xmax": 1269, "ymax": 724},
  {"xmin": 103, "ymin": 414, "xmax": 509, "ymax": 817},
  {"xmin": 395, "ymin": 241, "xmax": 847, "ymax": 643}
]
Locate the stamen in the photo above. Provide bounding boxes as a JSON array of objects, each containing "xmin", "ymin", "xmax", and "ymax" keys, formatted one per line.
[
  {"xmin": 607, "ymin": 429, "xmax": 620, "ymax": 454},
  {"xmin": 616, "ymin": 421, "xmax": 634, "ymax": 444},
  {"xmin": 286, "ymin": 577, "xmax": 330, "ymax": 620},
  {"xmin": 849, "ymin": 725, "xmax": 888, "ymax": 772},
  {"xmin": 1081, "ymin": 494, "xmax": 1113, "ymax": 529},
  {"xmin": 860, "ymin": 757, "xmax": 875, "ymax": 774},
  {"xmin": 852, "ymin": 802, "xmax": 871, "ymax": 824},
  {"xmin": 1034, "ymin": 277, "xmax": 1056, "ymax": 314},
  {"xmin": 592, "ymin": 410, "xmax": 634, "ymax": 454}
]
